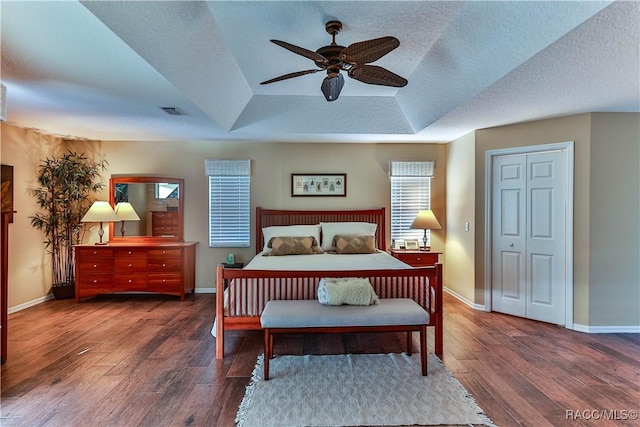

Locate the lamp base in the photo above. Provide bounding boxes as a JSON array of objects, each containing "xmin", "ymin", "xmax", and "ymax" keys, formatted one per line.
[{"xmin": 94, "ymin": 241, "xmax": 109, "ymax": 246}]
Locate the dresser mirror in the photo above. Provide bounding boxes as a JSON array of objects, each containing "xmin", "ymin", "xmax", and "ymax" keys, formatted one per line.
[{"xmin": 108, "ymin": 176, "xmax": 184, "ymax": 242}]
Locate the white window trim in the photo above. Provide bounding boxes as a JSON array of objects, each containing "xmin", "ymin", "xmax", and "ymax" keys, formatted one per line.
[
  {"xmin": 390, "ymin": 160, "xmax": 434, "ymax": 245},
  {"xmin": 206, "ymin": 159, "xmax": 251, "ymax": 248}
]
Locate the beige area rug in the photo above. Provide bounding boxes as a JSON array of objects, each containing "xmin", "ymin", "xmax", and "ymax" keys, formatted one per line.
[{"xmin": 236, "ymin": 353, "xmax": 495, "ymax": 427}]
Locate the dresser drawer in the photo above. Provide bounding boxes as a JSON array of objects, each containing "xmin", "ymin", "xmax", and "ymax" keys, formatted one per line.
[
  {"xmin": 114, "ymin": 274, "xmax": 148, "ymax": 290},
  {"xmin": 114, "ymin": 248, "xmax": 148, "ymax": 258},
  {"xmin": 76, "ymin": 274, "xmax": 113, "ymax": 291},
  {"xmin": 148, "ymin": 248, "xmax": 182, "ymax": 258},
  {"xmin": 78, "ymin": 259, "xmax": 114, "ymax": 274},
  {"xmin": 390, "ymin": 250, "xmax": 440, "ymax": 267},
  {"xmin": 115, "ymin": 257, "xmax": 148, "ymax": 273},
  {"xmin": 152, "ymin": 225, "xmax": 179, "ymax": 236},
  {"xmin": 148, "ymin": 257, "xmax": 182, "ymax": 273},
  {"xmin": 148, "ymin": 274, "xmax": 182, "ymax": 288},
  {"xmin": 75, "ymin": 247, "xmax": 114, "ymax": 259},
  {"xmin": 153, "ymin": 217, "xmax": 178, "ymax": 226}
]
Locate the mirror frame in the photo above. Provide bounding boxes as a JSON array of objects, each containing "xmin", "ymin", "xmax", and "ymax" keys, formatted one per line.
[{"xmin": 108, "ymin": 176, "xmax": 184, "ymax": 242}]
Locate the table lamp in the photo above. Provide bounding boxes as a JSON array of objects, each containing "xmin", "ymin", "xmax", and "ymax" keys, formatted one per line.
[
  {"xmin": 81, "ymin": 201, "xmax": 119, "ymax": 245},
  {"xmin": 410, "ymin": 209, "xmax": 442, "ymax": 250},
  {"xmin": 114, "ymin": 202, "xmax": 140, "ymax": 236}
]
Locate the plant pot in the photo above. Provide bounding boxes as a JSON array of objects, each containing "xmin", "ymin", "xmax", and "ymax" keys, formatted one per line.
[{"xmin": 52, "ymin": 283, "xmax": 75, "ymax": 300}]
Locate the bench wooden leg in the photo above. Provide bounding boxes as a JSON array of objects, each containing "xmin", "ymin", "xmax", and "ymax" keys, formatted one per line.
[
  {"xmin": 435, "ymin": 315, "xmax": 443, "ymax": 358},
  {"xmin": 406, "ymin": 331, "xmax": 412, "ymax": 355},
  {"xmin": 420, "ymin": 324, "xmax": 427, "ymax": 376},
  {"xmin": 269, "ymin": 334, "xmax": 274, "ymax": 358},
  {"xmin": 264, "ymin": 328, "xmax": 271, "ymax": 380}
]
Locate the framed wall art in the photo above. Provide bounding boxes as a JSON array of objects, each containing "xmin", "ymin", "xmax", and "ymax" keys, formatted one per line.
[{"xmin": 291, "ymin": 173, "xmax": 346, "ymax": 197}]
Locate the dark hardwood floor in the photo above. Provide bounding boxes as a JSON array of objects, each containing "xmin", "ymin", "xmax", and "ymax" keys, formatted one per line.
[{"xmin": 1, "ymin": 293, "xmax": 638, "ymax": 427}]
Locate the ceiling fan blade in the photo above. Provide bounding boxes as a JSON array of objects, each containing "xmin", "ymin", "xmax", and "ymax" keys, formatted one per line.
[
  {"xmin": 341, "ymin": 36, "xmax": 400, "ymax": 65},
  {"xmin": 348, "ymin": 65, "xmax": 407, "ymax": 87},
  {"xmin": 270, "ymin": 39, "xmax": 327, "ymax": 63},
  {"xmin": 321, "ymin": 73, "xmax": 345, "ymax": 102},
  {"xmin": 260, "ymin": 69, "xmax": 322, "ymax": 85}
]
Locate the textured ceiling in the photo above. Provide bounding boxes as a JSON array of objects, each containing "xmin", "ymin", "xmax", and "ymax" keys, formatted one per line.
[{"xmin": 1, "ymin": 1, "xmax": 638, "ymax": 143}]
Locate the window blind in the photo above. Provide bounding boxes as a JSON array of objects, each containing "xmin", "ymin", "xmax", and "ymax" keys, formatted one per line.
[
  {"xmin": 206, "ymin": 159, "xmax": 251, "ymax": 248},
  {"xmin": 389, "ymin": 161, "xmax": 434, "ymax": 243}
]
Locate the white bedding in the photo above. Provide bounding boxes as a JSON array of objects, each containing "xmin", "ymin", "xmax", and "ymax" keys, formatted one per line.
[{"xmin": 245, "ymin": 250, "xmax": 411, "ymax": 270}]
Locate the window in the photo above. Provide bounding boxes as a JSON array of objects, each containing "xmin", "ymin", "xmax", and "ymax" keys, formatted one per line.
[
  {"xmin": 206, "ymin": 159, "xmax": 251, "ymax": 247},
  {"xmin": 389, "ymin": 160, "xmax": 434, "ymax": 243}
]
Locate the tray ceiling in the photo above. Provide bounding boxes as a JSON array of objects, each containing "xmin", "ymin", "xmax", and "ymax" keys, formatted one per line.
[{"xmin": 1, "ymin": 1, "xmax": 638, "ymax": 143}]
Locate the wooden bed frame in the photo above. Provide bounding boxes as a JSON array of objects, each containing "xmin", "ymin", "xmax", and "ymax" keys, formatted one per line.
[{"xmin": 215, "ymin": 207, "xmax": 443, "ymax": 359}]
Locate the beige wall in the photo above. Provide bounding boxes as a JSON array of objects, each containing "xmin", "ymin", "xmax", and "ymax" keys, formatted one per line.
[
  {"xmin": 1, "ymin": 126, "xmax": 66, "ymax": 307},
  {"xmin": 588, "ymin": 113, "xmax": 640, "ymax": 326},
  {"xmin": 444, "ymin": 131, "xmax": 476, "ymax": 303},
  {"xmin": 1, "ymin": 125, "xmax": 446, "ymax": 308},
  {"xmin": 4, "ymin": 112, "xmax": 638, "ymax": 328},
  {"xmin": 472, "ymin": 113, "xmax": 639, "ymax": 328}
]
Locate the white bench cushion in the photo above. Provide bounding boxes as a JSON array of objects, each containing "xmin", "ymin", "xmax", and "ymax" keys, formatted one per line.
[{"xmin": 261, "ymin": 298, "xmax": 429, "ymax": 328}]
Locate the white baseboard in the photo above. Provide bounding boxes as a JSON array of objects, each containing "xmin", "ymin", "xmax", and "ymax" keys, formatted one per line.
[
  {"xmin": 194, "ymin": 287, "xmax": 216, "ymax": 294},
  {"xmin": 572, "ymin": 323, "xmax": 640, "ymax": 334},
  {"xmin": 445, "ymin": 289, "xmax": 640, "ymax": 333},
  {"xmin": 8, "ymin": 294, "xmax": 54, "ymax": 314},
  {"xmin": 444, "ymin": 287, "xmax": 486, "ymax": 311}
]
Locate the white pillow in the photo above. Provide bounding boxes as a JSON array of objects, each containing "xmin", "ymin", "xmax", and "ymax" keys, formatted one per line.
[
  {"xmin": 262, "ymin": 225, "xmax": 321, "ymax": 252},
  {"xmin": 320, "ymin": 222, "xmax": 377, "ymax": 251}
]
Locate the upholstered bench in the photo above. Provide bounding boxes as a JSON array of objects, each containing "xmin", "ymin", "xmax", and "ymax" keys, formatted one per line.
[{"xmin": 260, "ymin": 298, "xmax": 430, "ymax": 380}]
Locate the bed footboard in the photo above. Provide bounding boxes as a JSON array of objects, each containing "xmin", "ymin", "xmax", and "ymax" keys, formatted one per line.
[{"xmin": 215, "ymin": 264, "xmax": 443, "ymax": 359}]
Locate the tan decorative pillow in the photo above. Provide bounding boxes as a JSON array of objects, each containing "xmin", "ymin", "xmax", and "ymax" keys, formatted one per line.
[
  {"xmin": 333, "ymin": 234, "xmax": 377, "ymax": 254},
  {"xmin": 267, "ymin": 236, "xmax": 319, "ymax": 256}
]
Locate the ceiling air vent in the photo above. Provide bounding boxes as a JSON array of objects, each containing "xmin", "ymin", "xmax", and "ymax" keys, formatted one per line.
[{"xmin": 160, "ymin": 107, "xmax": 187, "ymax": 116}]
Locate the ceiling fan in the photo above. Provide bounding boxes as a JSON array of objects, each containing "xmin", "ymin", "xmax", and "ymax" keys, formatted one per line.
[{"xmin": 260, "ymin": 20, "xmax": 408, "ymax": 102}]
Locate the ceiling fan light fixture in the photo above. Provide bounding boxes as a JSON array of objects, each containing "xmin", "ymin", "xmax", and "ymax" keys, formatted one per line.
[
  {"xmin": 321, "ymin": 74, "xmax": 344, "ymax": 102},
  {"xmin": 262, "ymin": 20, "xmax": 407, "ymax": 102}
]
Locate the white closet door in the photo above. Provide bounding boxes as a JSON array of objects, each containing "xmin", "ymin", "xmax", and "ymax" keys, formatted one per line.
[
  {"xmin": 491, "ymin": 155, "xmax": 527, "ymax": 317},
  {"xmin": 525, "ymin": 151, "xmax": 566, "ymax": 324},
  {"xmin": 491, "ymin": 150, "xmax": 567, "ymax": 325}
]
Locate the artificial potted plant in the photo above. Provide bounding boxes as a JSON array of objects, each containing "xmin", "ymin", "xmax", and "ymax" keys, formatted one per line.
[{"xmin": 30, "ymin": 150, "xmax": 107, "ymax": 299}]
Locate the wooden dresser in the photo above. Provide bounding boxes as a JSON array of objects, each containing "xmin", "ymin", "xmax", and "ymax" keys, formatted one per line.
[{"xmin": 74, "ymin": 241, "xmax": 197, "ymax": 302}]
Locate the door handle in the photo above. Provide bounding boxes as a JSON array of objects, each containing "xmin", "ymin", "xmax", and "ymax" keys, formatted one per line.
[{"xmin": 509, "ymin": 243, "xmax": 514, "ymax": 247}]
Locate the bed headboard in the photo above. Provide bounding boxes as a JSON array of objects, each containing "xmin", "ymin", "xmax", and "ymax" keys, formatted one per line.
[{"xmin": 256, "ymin": 207, "xmax": 386, "ymax": 254}]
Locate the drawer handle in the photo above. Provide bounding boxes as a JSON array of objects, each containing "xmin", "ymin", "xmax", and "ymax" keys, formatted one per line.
[
  {"xmin": 128, "ymin": 279, "xmax": 132, "ymax": 283},
  {"xmin": 92, "ymin": 251, "xmax": 98, "ymax": 255},
  {"xmin": 162, "ymin": 263, "xmax": 166, "ymax": 267},
  {"xmin": 93, "ymin": 264, "xmax": 98, "ymax": 268},
  {"xmin": 128, "ymin": 263, "xmax": 132, "ymax": 267},
  {"xmin": 162, "ymin": 279, "xmax": 166, "ymax": 283},
  {"xmin": 162, "ymin": 250, "xmax": 166, "ymax": 254},
  {"xmin": 92, "ymin": 279, "xmax": 98, "ymax": 284},
  {"xmin": 128, "ymin": 251, "xmax": 132, "ymax": 255}
]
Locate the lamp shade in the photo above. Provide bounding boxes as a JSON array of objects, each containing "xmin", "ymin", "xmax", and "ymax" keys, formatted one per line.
[
  {"xmin": 81, "ymin": 201, "xmax": 118, "ymax": 223},
  {"xmin": 410, "ymin": 210, "xmax": 442, "ymax": 230},
  {"xmin": 114, "ymin": 202, "xmax": 140, "ymax": 221}
]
